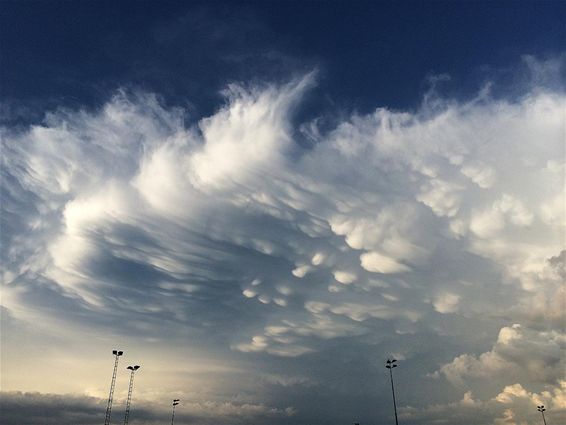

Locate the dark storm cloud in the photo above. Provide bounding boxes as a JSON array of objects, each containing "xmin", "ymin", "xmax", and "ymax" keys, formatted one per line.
[
  {"xmin": 0, "ymin": 392, "xmax": 107, "ymax": 425},
  {"xmin": 0, "ymin": 391, "xmax": 295, "ymax": 425}
]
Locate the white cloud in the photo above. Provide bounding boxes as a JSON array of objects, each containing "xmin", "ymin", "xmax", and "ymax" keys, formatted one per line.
[
  {"xmin": 360, "ymin": 251, "xmax": 410, "ymax": 274},
  {"xmin": 461, "ymin": 162, "xmax": 496, "ymax": 188},
  {"xmin": 417, "ymin": 178, "xmax": 463, "ymax": 217},
  {"xmin": 436, "ymin": 324, "xmax": 566, "ymax": 385},
  {"xmin": 243, "ymin": 289, "xmax": 257, "ymax": 298},
  {"xmin": 470, "ymin": 195, "xmax": 534, "ymax": 238},
  {"xmin": 292, "ymin": 264, "xmax": 312, "ymax": 278},
  {"xmin": 433, "ymin": 292, "xmax": 461, "ymax": 314},
  {"xmin": 190, "ymin": 76, "xmax": 315, "ymax": 189},
  {"xmin": 2, "ymin": 60, "xmax": 565, "ymax": 425},
  {"xmin": 400, "ymin": 381, "xmax": 566, "ymax": 425},
  {"xmin": 311, "ymin": 252, "xmax": 327, "ymax": 265},
  {"xmin": 332, "ymin": 270, "xmax": 357, "ymax": 284}
]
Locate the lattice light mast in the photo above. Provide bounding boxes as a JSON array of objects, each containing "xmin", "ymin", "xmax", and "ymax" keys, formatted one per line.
[
  {"xmin": 123, "ymin": 365, "xmax": 140, "ymax": 425},
  {"xmin": 171, "ymin": 399, "xmax": 180, "ymax": 425},
  {"xmin": 385, "ymin": 358, "xmax": 399, "ymax": 425},
  {"xmin": 104, "ymin": 349, "xmax": 124, "ymax": 425}
]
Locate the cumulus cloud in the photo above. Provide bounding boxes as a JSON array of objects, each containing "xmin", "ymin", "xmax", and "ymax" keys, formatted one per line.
[
  {"xmin": 436, "ymin": 324, "xmax": 566, "ymax": 385},
  {"xmin": 400, "ymin": 381, "xmax": 566, "ymax": 425}
]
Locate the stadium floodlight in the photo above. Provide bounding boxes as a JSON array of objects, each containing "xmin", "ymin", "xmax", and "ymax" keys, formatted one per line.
[
  {"xmin": 385, "ymin": 358, "xmax": 399, "ymax": 425},
  {"xmin": 171, "ymin": 399, "xmax": 181, "ymax": 425},
  {"xmin": 104, "ymin": 349, "xmax": 124, "ymax": 425},
  {"xmin": 123, "ymin": 365, "xmax": 141, "ymax": 425},
  {"xmin": 537, "ymin": 405, "xmax": 547, "ymax": 425}
]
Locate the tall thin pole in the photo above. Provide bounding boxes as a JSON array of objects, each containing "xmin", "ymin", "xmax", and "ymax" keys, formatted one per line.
[
  {"xmin": 104, "ymin": 350, "xmax": 123, "ymax": 425},
  {"xmin": 123, "ymin": 365, "xmax": 140, "ymax": 425},
  {"xmin": 386, "ymin": 359, "xmax": 399, "ymax": 425},
  {"xmin": 171, "ymin": 399, "xmax": 180, "ymax": 425},
  {"xmin": 537, "ymin": 405, "xmax": 547, "ymax": 425},
  {"xmin": 389, "ymin": 367, "xmax": 399, "ymax": 425}
]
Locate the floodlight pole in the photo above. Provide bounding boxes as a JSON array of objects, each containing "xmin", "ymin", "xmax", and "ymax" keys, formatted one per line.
[
  {"xmin": 104, "ymin": 349, "xmax": 123, "ymax": 425},
  {"xmin": 386, "ymin": 359, "xmax": 399, "ymax": 425},
  {"xmin": 537, "ymin": 405, "xmax": 547, "ymax": 425},
  {"xmin": 123, "ymin": 365, "xmax": 140, "ymax": 425},
  {"xmin": 171, "ymin": 399, "xmax": 180, "ymax": 425}
]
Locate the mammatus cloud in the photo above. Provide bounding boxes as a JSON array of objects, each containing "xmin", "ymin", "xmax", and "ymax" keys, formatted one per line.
[{"xmin": 1, "ymin": 57, "xmax": 564, "ymax": 424}]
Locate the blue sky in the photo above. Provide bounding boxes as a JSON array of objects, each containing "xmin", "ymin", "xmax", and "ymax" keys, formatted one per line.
[
  {"xmin": 2, "ymin": 1, "xmax": 563, "ymax": 119},
  {"xmin": 1, "ymin": 2, "xmax": 565, "ymax": 425}
]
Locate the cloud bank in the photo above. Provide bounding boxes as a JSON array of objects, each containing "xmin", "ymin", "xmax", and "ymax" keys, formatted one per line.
[{"xmin": 2, "ymin": 58, "xmax": 564, "ymax": 424}]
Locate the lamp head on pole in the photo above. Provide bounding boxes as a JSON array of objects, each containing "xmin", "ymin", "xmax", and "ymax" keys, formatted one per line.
[{"xmin": 386, "ymin": 358, "xmax": 398, "ymax": 369}]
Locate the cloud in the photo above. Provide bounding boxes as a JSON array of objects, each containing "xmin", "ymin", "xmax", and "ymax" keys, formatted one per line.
[
  {"xmin": 332, "ymin": 270, "xmax": 357, "ymax": 284},
  {"xmin": 0, "ymin": 391, "xmax": 294, "ymax": 425},
  {"xmin": 436, "ymin": 324, "xmax": 566, "ymax": 385},
  {"xmin": 1, "ymin": 56, "xmax": 565, "ymax": 424},
  {"xmin": 433, "ymin": 292, "xmax": 461, "ymax": 314},
  {"xmin": 0, "ymin": 392, "xmax": 107, "ymax": 425},
  {"xmin": 400, "ymin": 381, "xmax": 566, "ymax": 425},
  {"xmin": 360, "ymin": 251, "xmax": 411, "ymax": 274}
]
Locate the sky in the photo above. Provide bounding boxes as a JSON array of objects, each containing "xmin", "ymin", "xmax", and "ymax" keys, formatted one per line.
[{"xmin": 1, "ymin": 1, "xmax": 565, "ymax": 425}]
